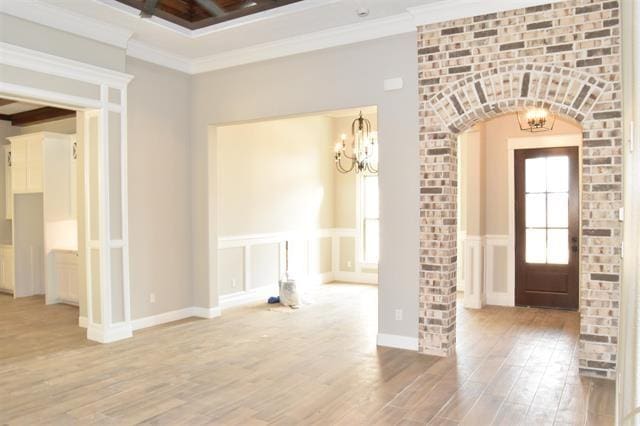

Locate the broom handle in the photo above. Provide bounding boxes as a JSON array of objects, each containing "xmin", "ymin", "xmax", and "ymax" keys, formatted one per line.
[{"xmin": 285, "ymin": 241, "xmax": 289, "ymax": 275}]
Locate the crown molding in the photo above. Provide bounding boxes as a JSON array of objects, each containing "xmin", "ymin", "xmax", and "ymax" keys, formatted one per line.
[
  {"xmin": 0, "ymin": 42, "xmax": 134, "ymax": 88},
  {"xmin": 407, "ymin": 0, "xmax": 562, "ymax": 26},
  {"xmin": 125, "ymin": 12, "xmax": 416, "ymax": 74},
  {"xmin": 127, "ymin": 39, "xmax": 192, "ymax": 74},
  {"xmin": 97, "ymin": 0, "xmax": 342, "ymax": 39},
  {"xmin": 0, "ymin": 0, "xmax": 133, "ymax": 49},
  {"xmin": 191, "ymin": 12, "xmax": 416, "ymax": 74}
]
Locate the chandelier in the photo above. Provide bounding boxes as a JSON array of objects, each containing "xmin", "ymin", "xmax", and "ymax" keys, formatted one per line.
[
  {"xmin": 517, "ymin": 108, "xmax": 555, "ymax": 132},
  {"xmin": 334, "ymin": 111, "xmax": 378, "ymax": 174}
]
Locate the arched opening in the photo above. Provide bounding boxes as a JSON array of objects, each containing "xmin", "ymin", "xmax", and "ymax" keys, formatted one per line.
[{"xmin": 419, "ymin": 64, "xmax": 621, "ymax": 380}]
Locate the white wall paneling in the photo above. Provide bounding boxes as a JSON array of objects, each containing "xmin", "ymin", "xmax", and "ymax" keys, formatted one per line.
[
  {"xmin": 459, "ymin": 234, "xmax": 511, "ymax": 308},
  {"xmin": 0, "ymin": 41, "xmax": 134, "ymax": 343},
  {"xmin": 218, "ymin": 227, "xmax": 378, "ymax": 309},
  {"xmin": 484, "ymin": 235, "xmax": 510, "ymax": 306},
  {"xmin": 463, "ymin": 235, "xmax": 483, "ymax": 309}
]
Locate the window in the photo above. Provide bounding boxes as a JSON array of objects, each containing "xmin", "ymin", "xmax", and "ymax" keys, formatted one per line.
[
  {"xmin": 362, "ymin": 175, "xmax": 379, "ymax": 264},
  {"xmin": 524, "ymin": 155, "xmax": 570, "ymax": 264}
]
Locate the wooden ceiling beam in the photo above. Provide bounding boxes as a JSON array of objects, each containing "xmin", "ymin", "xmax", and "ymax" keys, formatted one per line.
[
  {"xmin": 0, "ymin": 99, "xmax": 17, "ymax": 107},
  {"xmin": 141, "ymin": 0, "xmax": 160, "ymax": 17},
  {"xmin": 7, "ymin": 107, "xmax": 75, "ymax": 127},
  {"xmin": 193, "ymin": 0, "xmax": 225, "ymax": 17}
]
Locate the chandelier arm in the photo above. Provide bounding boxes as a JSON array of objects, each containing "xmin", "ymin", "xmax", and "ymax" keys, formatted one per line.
[
  {"xmin": 366, "ymin": 162, "xmax": 378, "ymax": 174},
  {"xmin": 336, "ymin": 156, "xmax": 356, "ymax": 174},
  {"xmin": 342, "ymin": 151, "xmax": 357, "ymax": 161}
]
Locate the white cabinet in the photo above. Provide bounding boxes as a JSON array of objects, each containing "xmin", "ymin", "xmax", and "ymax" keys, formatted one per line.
[
  {"xmin": 52, "ymin": 250, "xmax": 78, "ymax": 304},
  {"xmin": 0, "ymin": 245, "xmax": 14, "ymax": 294},
  {"xmin": 7, "ymin": 132, "xmax": 76, "ymax": 219},
  {"xmin": 9, "ymin": 134, "xmax": 42, "ymax": 194},
  {"xmin": 3, "ymin": 146, "xmax": 12, "ymax": 220}
]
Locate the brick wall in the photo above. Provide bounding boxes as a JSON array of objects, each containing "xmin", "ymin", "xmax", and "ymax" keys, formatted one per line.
[{"xmin": 417, "ymin": 0, "xmax": 622, "ymax": 378}]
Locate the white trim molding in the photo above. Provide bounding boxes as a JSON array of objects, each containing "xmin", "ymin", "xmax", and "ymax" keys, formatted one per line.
[
  {"xmin": 0, "ymin": 0, "xmax": 133, "ymax": 49},
  {"xmin": 78, "ymin": 316, "xmax": 88, "ymax": 328},
  {"xmin": 130, "ymin": 306, "xmax": 222, "ymax": 330},
  {"xmin": 463, "ymin": 235, "xmax": 484, "ymax": 309},
  {"xmin": 484, "ymin": 235, "xmax": 511, "ymax": 306},
  {"xmin": 87, "ymin": 322, "xmax": 132, "ymax": 343},
  {"xmin": 5, "ymin": 0, "xmax": 568, "ymax": 76},
  {"xmin": 189, "ymin": 13, "xmax": 415, "ymax": 74},
  {"xmin": 376, "ymin": 333, "xmax": 418, "ymax": 351},
  {"xmin": 0, "ymin": 42, "xmax": 134, "ymax": 89},
  {"xmin": 217, "ymin": 228, "xmax": 378, "ymax": 310}
]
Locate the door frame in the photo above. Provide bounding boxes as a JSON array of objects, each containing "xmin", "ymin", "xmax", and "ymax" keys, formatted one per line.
[
  {"xmin": 0, "ymin": 42, "xmax": 134, "ymax": 342},
  {"xmin": 507, "ymin": 134, "xmax": 582, "ymax": 307}
]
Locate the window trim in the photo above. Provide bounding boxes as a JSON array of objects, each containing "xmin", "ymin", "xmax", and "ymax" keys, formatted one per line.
[{"xmin": 357, "ymin": 173, "xmax": 379, "ymax": 266}]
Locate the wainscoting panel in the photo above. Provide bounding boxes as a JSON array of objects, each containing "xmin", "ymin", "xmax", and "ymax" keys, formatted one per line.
[
  {"xmin": 459, "ymin": 233, "xmax": 511, "ymax": 308},
  {"xmin": 463, "ymin": 236, "xmax": 483, "ymax": 309},
  {"xmin": 218, "ymin": 228, "xmax": 378, "ymax": 309},
  {"xmin": 485, "ymin": 235, "xmax": 511, "ymax": 306}
]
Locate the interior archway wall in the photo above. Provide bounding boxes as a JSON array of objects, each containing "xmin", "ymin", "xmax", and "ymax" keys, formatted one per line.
[{"xmin": 418, "ymin": 0, "xmax": 622, "ymax": 379}]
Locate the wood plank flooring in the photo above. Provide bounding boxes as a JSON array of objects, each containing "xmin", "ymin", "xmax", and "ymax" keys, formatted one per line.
[{"xmin": 0, "ymin": 284, "xmax": 615, "ymax": 425}]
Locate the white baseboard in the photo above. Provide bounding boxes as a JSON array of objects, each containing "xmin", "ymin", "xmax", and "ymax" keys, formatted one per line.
[
  {"xmin": 486, "ymin": 292, "xmax": 514, "ymax": 307},
  {"xmin": 376, "ymin": 333, "xmax": 418, "ymax": 351},
  {"xmin": 87, "ymin": 322, "xmax": 132, "ymax": 343},
  {"xmin": 219, "ymin": 272, "xmax": 335, "ymax": 310},
  {"xmin": 192, "ymin": 306, "xmax": 222, "ymax": 319},
  {"xmin": 78, "ymin": 316, "xmax": 88, "ymax": 328},
  {"xmin": 220, "ymin": 285, "xmax": 278, "ymax": 310},
  {"xmin": 334, "ymin": 271, "xmax": 378, "ymax": 284},
  {"xmin": 132, "ymin": 307, "xmax": 197, "ymax": 330}
]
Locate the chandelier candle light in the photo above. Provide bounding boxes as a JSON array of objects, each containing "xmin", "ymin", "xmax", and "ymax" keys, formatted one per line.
[
  {"xmin": 517, "ymin": 107, "xmax": 556, "ymax": 132},
  {"xmin": 334, "ymin": 111, "xmax": 378, "ymax": 174}
]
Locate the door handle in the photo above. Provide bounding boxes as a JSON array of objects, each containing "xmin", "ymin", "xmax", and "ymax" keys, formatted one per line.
[{"xmin": 571, "ymin": 236, "xmax": 578, "ymax": 253}]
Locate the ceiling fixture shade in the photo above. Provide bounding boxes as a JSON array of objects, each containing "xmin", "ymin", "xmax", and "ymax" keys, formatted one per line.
[
  {"xmin": 517, "ymin": 108, "xmax": 556, "ymax": 132},
  {"xmin": 334, "ymin": 111, "xmax": 378, "ymax": 175}
]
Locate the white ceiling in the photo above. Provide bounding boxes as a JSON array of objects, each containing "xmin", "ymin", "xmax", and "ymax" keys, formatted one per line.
[{"xmin": 1, "ymin": 0, "xmax": 555, "ymax": 74}]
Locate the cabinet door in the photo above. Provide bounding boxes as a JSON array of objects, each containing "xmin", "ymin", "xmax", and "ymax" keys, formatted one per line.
[
  {"xmin": 26, "ymin": 137, "xmax": 43, "ymax": 193},
  {"xmin": 11, "ymin": 141, "xmax": 27, "ymax": 193}
]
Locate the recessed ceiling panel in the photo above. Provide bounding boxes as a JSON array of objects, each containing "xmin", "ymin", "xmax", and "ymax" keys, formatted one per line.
[{"xmin": 115, "ymin": 0, "xmax": 304, "ymax": 30}]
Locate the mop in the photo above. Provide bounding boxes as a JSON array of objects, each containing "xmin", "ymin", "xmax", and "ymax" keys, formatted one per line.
[{"xmin": 278, "ymin": 241, "xmax": 300, "ymax": 309}]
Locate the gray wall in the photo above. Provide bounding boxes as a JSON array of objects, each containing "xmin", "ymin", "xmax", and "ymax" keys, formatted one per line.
[
  {"xmin": 191, "ymin": 33, "xmax": 420, "ymax": 338},
  {"xmin": 126, "ymin": 58, "xmax": 193, "ymax": 319},
  {"xmin": 0, "ymin": 14, "xmax": 126, "ymax": 72}
]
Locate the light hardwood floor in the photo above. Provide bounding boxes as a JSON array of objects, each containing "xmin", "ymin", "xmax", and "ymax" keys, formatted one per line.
[{"xmin": 0, "ymin": 284, "xmax": 615, "ymax": 425}]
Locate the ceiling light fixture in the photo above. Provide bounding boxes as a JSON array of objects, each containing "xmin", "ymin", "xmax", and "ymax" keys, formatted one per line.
[
  {"xmin": 334, "ymin": 111, "xmax": 378, "ymax": 175},
  {"xmin": 517, "ymin": 108, "xmax": 555, "ymax": 132}
]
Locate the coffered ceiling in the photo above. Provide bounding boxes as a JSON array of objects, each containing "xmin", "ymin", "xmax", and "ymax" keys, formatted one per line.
[
  {"xmin": 114, "ymin": 0, "xmax": 304, "ymax": 30},
  {"xmin": 0, "ymin": 0, "xmax": 554, "ymax": 74}
]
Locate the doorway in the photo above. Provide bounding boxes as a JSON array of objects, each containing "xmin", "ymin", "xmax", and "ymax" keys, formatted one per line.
[
  {"xmin": 213, "ymin": 106, "xmax": 379, "ymax": 312},
  {"xmin": 514, "ymin": 146, "xmax": 579, "ymax": 310}
]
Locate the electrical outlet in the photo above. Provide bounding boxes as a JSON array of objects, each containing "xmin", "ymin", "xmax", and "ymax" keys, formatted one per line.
[
  {"xmin": 232, "ymin": 279, "xmax": 237, "ymax": 288},
  {"xmin": 149, "ymin": 293, "xmax": 156, "ymax": 303},
  {"xmin": 395, "ymin": 309, "xmax": 403, "ymax": 321},
  {"xmin": 347, "ymin": 260, "xmax": 352, "ymax": 268}
]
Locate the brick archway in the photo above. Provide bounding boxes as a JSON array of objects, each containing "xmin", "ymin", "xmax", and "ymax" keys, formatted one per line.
[{"xmin": 419, "ymin": 57, "xmax": 622, "ymax": 378}]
